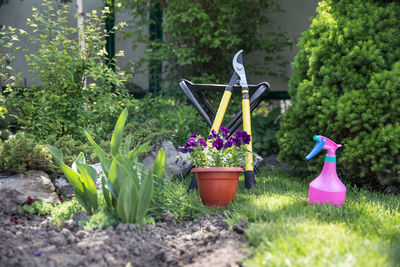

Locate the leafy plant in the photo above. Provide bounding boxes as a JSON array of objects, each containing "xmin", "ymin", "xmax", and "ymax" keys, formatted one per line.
[
  {"xmin": 3, "ymin": 0, "xmax": 129, "ymax": 140},
  {"xmin": 179, "ymin": 126, "xmax": 250, "ymax": 167},
  {"xmin": 46, "ymin": 146, "xmax": 99, "ymax": 213},
  {"xmin": 0, "ymin": 111, "xmax": 17, "ymax": 140},
  {"xmin": 85, "ymin": 108, "xmax": 166, "ymax": 224},
  {"xmin": 18, "ymin": 199, "xmax": 53, "ymax": 216},
  {"xmin": 0, "ymin": 25, "xmax": 22, "ymax": 91},
  {"xmin": 278, "ymin": 0, "xmax": 400, "ymax": 191}
]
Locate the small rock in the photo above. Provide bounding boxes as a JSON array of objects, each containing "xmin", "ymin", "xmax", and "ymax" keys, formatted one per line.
[
  {"xmin": 191, "ymin": 231, "xmax": 203, "ymax": 241},
  {"xmin": 206, "ymin": 225, "xmax": 218, "ymax": 234},
  {"xmin": 66, "ymin": 234, "xmax": 75, "ymax": 244},
  {"xmin": 76, "ymin": 230, "xmax": 87, "ymax": 239},
  {"xmin": 154, "ymin": 250, "xmax": 166, "ymax": 261},
  {"xmin": 52, "ymin": 236, "xmax": 66, "ymax": 247},
  {"xmin": 39, "ymin": 219, "xmax": 48, "ymax": 229},
  {"xmin": 104, "ymin": 253, "xmax": 116, "ymax": 265},
  {"xmin": 116, "ymin": 223, "xmax": 129, "ymax": 233},
  {"xmin": 142, "ymin": 141, "xmax": 191, "ymax": 177},
  {"xmin": 63, "ymin": 219, "xmax": 76, "ymax": 230},
  {"xmin": 41, "ymin": 245, "xmax": 57, "ymax": 253},
  {"xmin": 54, "ymin": 177, "xmax": 74, "ymax": 199},
  {"xmin": 162, "ymin": 213, "xmax": 176, "ymax": 225},
  {"xmin": 233, "ymin": 219, "xmax": 248, "ymax": 234},
  {"xmin": 60, "ymin": 228, "xmax": 71, "ymax": 237},
  {"xmin": 127, "ymin": 224, "xmax": 137, "ymax": 231},
  {"xmin": 105, "ymin": 226, "xmax": 114, "ymax": 235},
  {"xmin": 132, "ymin": 248, "xmax": 140, "ymax": 256}
]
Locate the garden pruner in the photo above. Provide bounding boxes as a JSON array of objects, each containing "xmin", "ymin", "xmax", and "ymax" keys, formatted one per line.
[{"xmin": 209, "ymin": 50, "xmax": 256, "ymax": 188}]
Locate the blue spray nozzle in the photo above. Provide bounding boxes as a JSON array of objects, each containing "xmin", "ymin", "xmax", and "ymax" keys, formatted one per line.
[
  {"xmin": 305, "ymin": 136, "xmax": 326, "ymax": 160},
  {"xmin": 313, "ymin": 135, "xmax": 321, "ymax": 142}
]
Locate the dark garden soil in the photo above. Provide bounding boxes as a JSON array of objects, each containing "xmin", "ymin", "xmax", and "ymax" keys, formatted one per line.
[{"xmin": 0, "ymin": 210, "xmax": 248, "ymax": 267}]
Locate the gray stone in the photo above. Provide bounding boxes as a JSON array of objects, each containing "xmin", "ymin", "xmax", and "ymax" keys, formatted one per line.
[
  {"xmin": 76, "ymin": 230, "xmax": 87, "ymax": 239},
  {"xmin": 142, "ymin": 141, "xmax": 191, "ymax": 178},
  {"xmin": 62, "ymin": 219, "xmax": 76, "ymax": 231},
  {"xmin": 54, "ymin": 177, "xmax": 74, "ymax": 199},
  {"xmin": 91, "ymin": 162, "xmax": 105, "ymax": 189},
  {"xmin": 254, "ymin": 153, "xmax": 263, "ymax": 168},
  {"xmin": 60, "ymin": 228, "xmax": 71, "ymax": 237},
  {"xmin": 0, "ymin": 171, "xmax": 59, "ymax": 213}
]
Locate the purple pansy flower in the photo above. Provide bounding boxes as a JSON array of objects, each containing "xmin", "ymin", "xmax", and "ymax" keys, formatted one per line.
[
  {"xmin": 178, "ymin": 147, "xmax": 193, "ymax": 153},
  {"xmin": 208, "ymin": 129, "xmax": 218, "ymax": 140},
  {"xmin": 212, "ymin": 138, "xmax": 224, "ymax": 150},
  {"xmin": 242, "ymin": 132, "xmax": 251, "ymax": 145},
  {"xmin": 199, "ymin": 138, "xmax": 207, "ymax": 147},
  {"xmin": 187, "ymin": 137, "xmax": 199, "ymax": 147},
  {"xmin": 224, "ymin": 138, "xmax": 233, "ymax": 149},
  {"xmin": 219, "ymin": 126, "xmax": 230, "ymax": 138},
  {"xmin": 190, "ymin": 133, "xmax": 199, "ymax": 138},
  {"xmin": 232, "ymin": 136, "xmax": 242, "ymax": 147}
]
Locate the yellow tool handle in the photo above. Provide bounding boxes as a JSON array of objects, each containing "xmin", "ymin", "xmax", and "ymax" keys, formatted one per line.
[
  {"xmin": 210, "ymin": 91, "xmax": 232, "ymax": 134},
  {"xmin": 242, "ymin": 91, "xmax": 253, "ymax": 171}
]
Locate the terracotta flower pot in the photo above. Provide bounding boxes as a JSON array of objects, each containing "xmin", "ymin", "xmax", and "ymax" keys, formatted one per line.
[{"xmin": 191, "ymin": 167, "xmax": 244, "ymax": 207}]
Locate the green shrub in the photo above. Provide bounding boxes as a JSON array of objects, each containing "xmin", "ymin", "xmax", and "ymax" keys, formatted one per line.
[
  {"xmin": 124, "ymin": 119, "xmax": 176, "ymax": 155},
  {"xmin": 43, "ymin": 135, "xmax": 97, "ymax": 166},
  {"xmin": 4, "ymin": 0, "xmax": 129, "ymax": 140},
  {"xmin": 0, "ymin": 133, "xmax": 56, "ymax": 174},
  {"xmin": 0, "ymin": 132, "xmax": 98, "ymax": 176},
  {"xmin": 126, "ymin": 95, "xmax": 209, "ymax": 146},
  {"xmin": 278, "ymin": 0, "xmax": 400, "ymax": 190}
]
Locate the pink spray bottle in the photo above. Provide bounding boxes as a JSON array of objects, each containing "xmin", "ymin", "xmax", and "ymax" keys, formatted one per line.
[{"xmin": 305, "ymin": 135, "xmax": 346, "ymax": 206}]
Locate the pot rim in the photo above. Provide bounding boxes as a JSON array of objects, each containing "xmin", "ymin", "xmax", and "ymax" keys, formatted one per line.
[{"xmin": 191, "ymin": 167, "xmax": 244, "ymax": 173}]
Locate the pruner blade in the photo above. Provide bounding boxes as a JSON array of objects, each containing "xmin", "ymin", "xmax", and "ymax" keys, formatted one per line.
[{"xmin": 232, "ymin": 50, "xmax": 248, "ymax": 89}]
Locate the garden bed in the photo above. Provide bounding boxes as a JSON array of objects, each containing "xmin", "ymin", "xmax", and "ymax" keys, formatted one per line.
[{"xmin": 0, "ymin": 211, "xmax": 247, "ymax": 266}]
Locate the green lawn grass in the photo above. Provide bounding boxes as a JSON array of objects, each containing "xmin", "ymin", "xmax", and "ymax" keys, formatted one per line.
[{"xmin": 222, "ymin": 169, "xmax": 400, "ymax": 267}]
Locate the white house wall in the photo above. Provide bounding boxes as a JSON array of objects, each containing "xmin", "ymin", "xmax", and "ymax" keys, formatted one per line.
[
  {"xmin": 0, "ymin": 0, "xmax": 318, "ymax": 92},
  {"xmin": 0, "ymin": 0, "xmax": 148, "ymax": 90}
]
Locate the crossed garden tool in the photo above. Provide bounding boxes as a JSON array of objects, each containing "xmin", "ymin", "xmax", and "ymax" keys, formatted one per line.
[{"xmin": 179, "ymin": 50, "xmax": 270, "ymax": 189}]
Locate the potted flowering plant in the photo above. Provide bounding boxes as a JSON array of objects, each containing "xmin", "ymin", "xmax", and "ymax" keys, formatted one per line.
[{"xmin": 179, "ymin": 126, "xmax": 251, "ymax": 207}]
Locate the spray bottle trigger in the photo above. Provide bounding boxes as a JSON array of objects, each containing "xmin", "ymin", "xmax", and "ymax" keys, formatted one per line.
[{"xmin": 305, "ymin": 137, "xmax": 326, "ymax": 160}]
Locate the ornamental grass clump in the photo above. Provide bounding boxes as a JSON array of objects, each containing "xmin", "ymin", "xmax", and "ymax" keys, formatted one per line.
[{"xmin": 179, "ymin": 126, "xmax": 250, "ymax": 168}]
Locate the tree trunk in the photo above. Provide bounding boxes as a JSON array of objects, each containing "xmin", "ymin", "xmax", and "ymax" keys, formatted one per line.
[{"xmin": 76, "ymin": 0, "xmax": 86, "ymax": 88}]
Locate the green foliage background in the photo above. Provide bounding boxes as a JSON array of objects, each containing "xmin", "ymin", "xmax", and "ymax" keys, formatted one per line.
[
  {"xmin": 118, "ymin": 0, "xmax": 291, "ymax": 94},
  {"xmin": 278, "ymin": 0, "xmax": 400, "ymax": 191}
]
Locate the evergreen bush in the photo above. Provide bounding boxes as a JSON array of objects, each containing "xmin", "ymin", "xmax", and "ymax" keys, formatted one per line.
[{"xmin": 278, "ymin": 0, "xmax": 400, "ymax": 191}]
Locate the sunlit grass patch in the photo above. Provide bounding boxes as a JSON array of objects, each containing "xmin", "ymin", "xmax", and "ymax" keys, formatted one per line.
[{"xmin": 225, "ymin": 169, "xmax": 400, "ymax": 267}]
